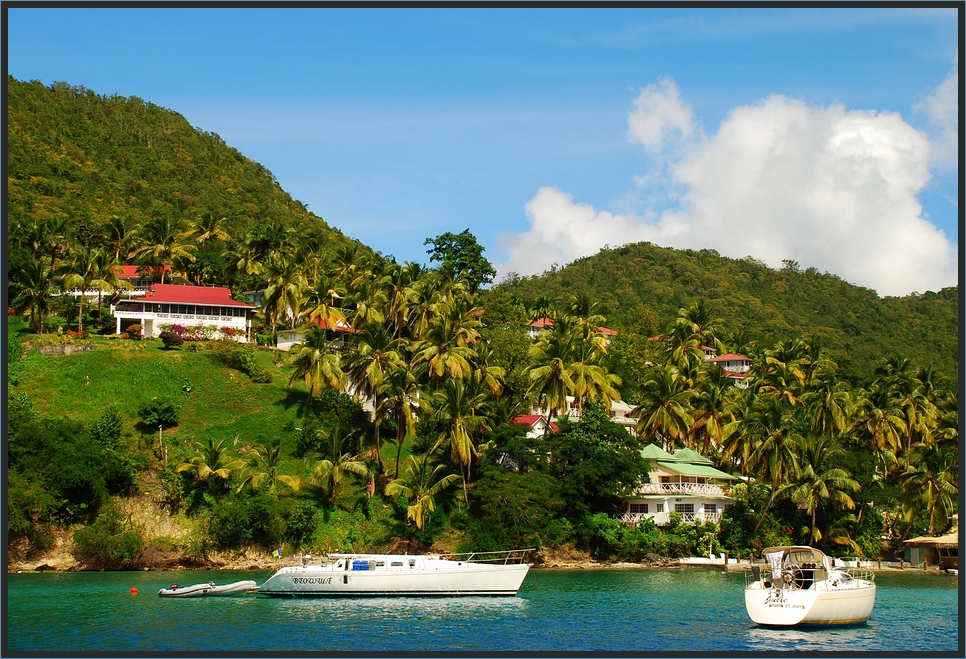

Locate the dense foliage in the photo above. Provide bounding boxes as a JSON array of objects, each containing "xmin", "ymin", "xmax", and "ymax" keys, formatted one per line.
[
  {"xmin": 5, "ymin": 76, "xmax": 957, "ymax": 569},
  {"xmin": 496, "ymin": 243, "xmax": 958, "ymax": 385}
]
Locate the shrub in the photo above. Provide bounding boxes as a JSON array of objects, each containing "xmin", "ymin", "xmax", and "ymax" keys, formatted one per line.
[
  {"xmin": 138, "ymin": 397, "xmax": 180, "ymax": 428},
  {"xmin": 72, "ymin": 502, "xmax": 145, "ymax": 569},
  {"xmin": 126, "ymin": 324, "xmax": 143, "ymax": 339},
  {"xmin": 159, "ymin": 331, "xmax": 184, "ymax": 349}
]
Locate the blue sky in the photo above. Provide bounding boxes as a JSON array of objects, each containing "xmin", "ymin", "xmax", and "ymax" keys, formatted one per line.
[{"xmin": 6, "ymin": 6, "xmax": 960, "ymax": 296}]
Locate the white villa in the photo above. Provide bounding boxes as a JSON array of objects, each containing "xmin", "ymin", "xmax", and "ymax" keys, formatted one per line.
[
  {"xmin": 619, "ymin": 444, "xmax": 736, "ymax": 526},
  {"xmin": 529, "ymin": 396, "xmax": 637, "ymax": 433},
  {"xmin": 705, "ymin": 353, "xmax": 752, "ymax": 387},
  {"xmin": 53, "ymin": 265, "xmax": 180, "ymax": 299},
  {"xmin": 112, "ymin": 284, "xmax": 256, "ymax": 341}
]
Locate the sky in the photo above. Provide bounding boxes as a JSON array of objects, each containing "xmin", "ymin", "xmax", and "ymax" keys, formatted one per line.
[{"xmin": 6, "ymin": 6, "xmax": 961, "ymax": 297}]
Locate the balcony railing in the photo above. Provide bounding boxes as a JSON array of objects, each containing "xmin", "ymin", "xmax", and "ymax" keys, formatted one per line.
[
  {"xmin": 617, "ymin": 511, "xmax": 723, "ymax": 526},
  {"xmin": 635, "ymin": 482, "xmax": 729, "ymax": 497}
]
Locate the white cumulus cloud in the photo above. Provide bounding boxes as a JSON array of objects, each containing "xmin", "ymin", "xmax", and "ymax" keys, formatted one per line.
[
  {"xmin": 497, "ymin": 79, "xmax": 957, "ymax": 297},
  {"xmin": 915, "ymin": 54, "xmax": 959, "ymax": 169}
]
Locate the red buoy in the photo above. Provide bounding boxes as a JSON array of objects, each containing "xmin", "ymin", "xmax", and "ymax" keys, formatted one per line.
[{"xmin": 130, "ymin": 587, "xmax": 138, "ymax": 595}]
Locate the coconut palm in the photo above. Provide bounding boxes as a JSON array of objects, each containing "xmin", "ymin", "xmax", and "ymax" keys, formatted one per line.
[
  {"xmin": 130, "ymin": 216, "xmax": 197, "ymax": 283},
  {"xmin": 311, "ymin": 424, "xmax": 369, "ymax": 504},
  {"xmin": 787, "ymin": 434, "xmax": 859, "ymax": 544},
  {"xmin": 102, "ymin": 215, "xmax": 140, "ymax": 263},
  {"xmin": 262, "ymin": 255, "xmax": 308, "ymax": 332},
  {"xmin": 631, "ymin": 364, "xmax": 695, "ymax": 451},
  {"xmin": 287, "ymin": 323, "xmax": 347, "ymax": 400},
  {"xmin": 384, "ymin": 452, "xmax": 461, "ymax": 531},
  {"xmin": 899, "ymin": 435, "xmax": 958, "ymax": 536},
  {"xmin": 186, "ymin": 212, "xmax": 231, "ymax": 250},
  {"xmin": 10, "ymin": 258, "xmax": 54, "ymax": 332},
  {"xmin": 235, "ymin": 440, "xmax": 301, "ymax": 496},
  {"xmin": 176, "ymin": 436, "xmax": 246, "ymax": 487},
  {"xmin": 341, "ymin": 322, "xmax": 409, "ymax": 474},
  {"xmin": 61, "ymin": 245, "xmax": 128, "ymax": 332},
  {"xmin": 431, "ymin": 377, "xmax": 491, "ymax": 504}
]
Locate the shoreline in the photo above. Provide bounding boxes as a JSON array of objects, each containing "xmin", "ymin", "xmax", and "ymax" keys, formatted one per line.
[{"xmin": 7, "ymin": 553, "xmax": 947, "ymax": 575}]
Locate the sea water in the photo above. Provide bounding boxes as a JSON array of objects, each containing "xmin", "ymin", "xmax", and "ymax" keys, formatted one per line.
[{"xmin": 4, "ymin": 567, "xmax": 960, "ymax": 654}]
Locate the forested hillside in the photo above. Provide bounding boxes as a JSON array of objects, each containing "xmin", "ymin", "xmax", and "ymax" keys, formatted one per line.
[
  {"xmin": 494, "ymin": 243, "xmax": 958, "ymax": 384},
  {"xmin": 7, "ymin": 76, "xmax": 360, "ymax": 268}
]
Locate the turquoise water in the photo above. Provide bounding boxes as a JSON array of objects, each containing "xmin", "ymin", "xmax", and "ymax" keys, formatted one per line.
[{"xmin": 5, "ymin": 567, "xmax": 960, "ymax": 654}]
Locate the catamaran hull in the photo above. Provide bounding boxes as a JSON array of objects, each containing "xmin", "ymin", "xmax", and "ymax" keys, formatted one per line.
[
  {"xmin": 745, "ymin": 584, "xmax": 877, "ymax": 626},
  {"xmin": 258, "ymin": 564, "xmax": 530, "ymax": 597}
]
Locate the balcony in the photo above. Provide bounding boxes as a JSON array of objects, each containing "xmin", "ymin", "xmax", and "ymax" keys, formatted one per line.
[
  {"xmin": 617, "ymin": 511, "xmax": 723, "ymax": 526},
  {"xmin": 635, "ymin": 482, "xmax": 729, "ymax": 497}
]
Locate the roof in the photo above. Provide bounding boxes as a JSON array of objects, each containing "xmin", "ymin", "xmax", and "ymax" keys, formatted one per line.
[
  {"xmin": 510, "ymin": 415, "xmax": 559, "ymax": 433},
  {"xmin": 112, "ymin": 264, "xmax": 170, "ymax": 277},
  {"xmin": 143, "ymin": 284, "xmax": 254, "ymax": 308},
  {"xmin": 640, "ymin": 444, "xmax": 676, "ymax": 460},
  {"xmin": 598, "ymin": 326, "xmax": 618, "ymax": 335},
  {"xmin": 670, "ymin": 447, "xmax": 713, "ymax": 465},
  {"xmin": 307, "ymin": 316, "xmax": 358, "ymax": 333},
  {"xmin": 657, "ymin": 461, "xmax": 736, "ymax": 480},
  {"xmin": 528, "ymin": 317, "xmax": 555, "ymax": 328},
  {"xmin": 706, "ymin": 353, "xmax": 751, "ymax": 363},
  {"xmin": 905, "ymin": 530, "xmax": 959, "ymax": 547}
]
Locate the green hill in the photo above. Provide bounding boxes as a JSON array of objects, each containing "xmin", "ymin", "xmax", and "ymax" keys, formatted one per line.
[
  {"xmin": 494, "ymin": 242, "xmax": 958, "ymax": 384},
  {"xmin": 6, "ymin": 76, "xmax": 358, "ymax": 254}
]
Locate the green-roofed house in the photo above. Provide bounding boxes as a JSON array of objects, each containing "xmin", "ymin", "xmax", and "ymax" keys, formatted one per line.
[{"xmin": 618, "ymin": 444, "xmax": 737, "ymax": 527}]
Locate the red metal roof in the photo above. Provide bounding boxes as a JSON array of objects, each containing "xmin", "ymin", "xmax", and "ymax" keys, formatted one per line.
[
  {"xmin": 528, "ymin": 317, "xmax": 555, "ymax": 328},
  {"xmin": 112, "ymin": 265, "xmax": 170, "ymax": 277},
  {"xmin": 706, "ymin": 353, "xmax": 751, "ymax": 362},
  {"xmin": 511, "ymin": 415, "xmax": 560, "ymax": 433},
  {"xmin": 142, "ymin": 284, "xmax": 254, "ymax": 307}
]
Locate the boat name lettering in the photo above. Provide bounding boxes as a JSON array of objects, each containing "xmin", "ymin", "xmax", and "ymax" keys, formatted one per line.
[{"xmin": 293, "ymin": 577, "xmax": 333, "ymax": 585}]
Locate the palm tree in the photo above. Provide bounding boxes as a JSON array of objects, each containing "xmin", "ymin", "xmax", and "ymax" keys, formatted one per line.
[
  {"xmin": 376, "ymin": 356, "xmax": 424, "ymax": 478},
  {"xmin": 235, "ymin": 440, "xmax": 301, "ymax": 496},
  {"xmin": 528, "ymin": 315, "xmax": 579, "ymax": 421},
  {"xmin": 744, "ymin": 391, "xmax": 803, "ymax": 534},
  {"xmin": 899, "ymin": 436, "xmax": 958, "ymax": 536},
  {"xmin": 787, "ymin": 434, "xmax": 859, "ymax": 544},
  {"xmin": 62, "ymin": 246, "xmax": 127, "ymax": 332},
  {"xmin": 310, "ymin": 424, "xmax": 369, "ymax": 504},
  {"xmin": 287, "ymin": 323, "xmax": 347, "ymax": 400},
  {"xmin": 631, "ymin": 364, "xmax": 695, "ymax": 451},
  {"xmin": 431, "ymin": 377, "xmax": 491, "ymax": 504},
  {"xmin": 130, "ymin": 216, "xmax": 197, "ymax": 283},
  {"xmin": 689, "ymin": 365, "xmax": 736, "ymax": 454},
  {"xmin": 186, "ymin": 212, "xmax": 231, "ymax": 250},
  {"xmin": 384, "ymin": 453, "xmax": 461, "ymax": 531},
  {"xmin": 262, "ymin": 254, "xmax": 308, "ymax": 332},
  {"xmin": 102, "ymin": 215, "xmax": 140, "ymax": 263},
  {"xmin": 341, "ymin": 322, "xmax": 409, "ymax": 474},
  {"xmin": 10, "ymin": 258, "xmax": 54, "ymax": 332},
  {"xmin": 800, "ymin": 372, "xmax": 854, "ymax": 438},
  {"xmin": 176, "ymin": 436, "xmax": 246, "ymax": 490}
]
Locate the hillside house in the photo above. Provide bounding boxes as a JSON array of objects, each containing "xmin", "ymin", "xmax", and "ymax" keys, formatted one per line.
[
  {"xmin": 527, "ymin": 317, "xmax": 617, "ymax": 344},
  {"xmin": 618, "ymin": 444, "xmax": 736, "ymax": 526},
  {"xmin": 276, "ymin": 316, "xmax": 359, "ymax": 352},
  {"xmin": 529, "ymin": 396, "xmax": 637, "ymax": 433},
  {"xmin": 112, "ymin": 284, "xmax": 255, "ymax": 341},
  {"xmin": 52, "ymin": 265, "xmax": 178, "ymax": 299},
  {"xmin": 510, "ymin": 414, "xmax": 560, "ymax": 438},
  {"xmin": 705, "ymin": 353, "xmax": 752, "ymax": 387}
]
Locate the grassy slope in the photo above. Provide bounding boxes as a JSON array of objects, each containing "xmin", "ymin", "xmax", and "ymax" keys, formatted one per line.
[{"xmin": 9, "ymin": 321, "xmax": 307, "ymax": 462}]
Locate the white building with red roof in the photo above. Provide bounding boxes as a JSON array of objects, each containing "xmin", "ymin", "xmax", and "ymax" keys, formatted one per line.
[
  {"xmin": 527, "ymin": 317, "xmax": 617, "ymax": 343},
  {"xmin": 112, "ymin": 284, "xmax": 255, "ymax": 341},
  {"xmin": 704, "ymin": 353, "xmax": 752, "ymax": 387}
]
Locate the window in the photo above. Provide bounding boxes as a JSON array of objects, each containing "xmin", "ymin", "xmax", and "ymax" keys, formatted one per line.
[
  {"xmin": 675, "ymin": 503, "xmax": 695, "ymax": 514},
  {"xmin": 656, "ymin": 503, "xmax": 664, "ymax": 513},
  {"xmin": 704, "ymin": 503, "xmax": 717, "ymax": 514},
  {"xmin": 660, "ymin": 476, "xmax": 671, "ymax": 484},
  {"xmin": 630, "ymin": 503, "xmax": 649, "ymax": 514}
]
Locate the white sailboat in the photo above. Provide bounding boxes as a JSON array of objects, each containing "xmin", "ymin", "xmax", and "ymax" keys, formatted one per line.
[
  {"xmin": 745, "ymin": 546, "xmax": 876, "ymax": 626},
  {"xmin": 258, "ymin": 549, "xmax": 533, "ymax": 597}
]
